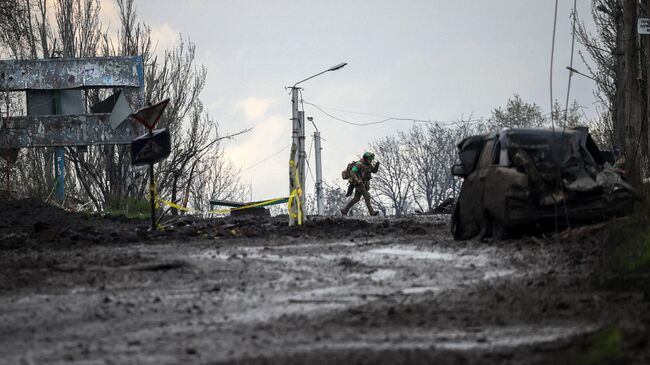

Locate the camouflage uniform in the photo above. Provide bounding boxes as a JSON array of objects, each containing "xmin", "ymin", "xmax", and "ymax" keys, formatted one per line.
[{"xmin": 341, "ymin": 159, "xmax": 380, "ymax": 216}]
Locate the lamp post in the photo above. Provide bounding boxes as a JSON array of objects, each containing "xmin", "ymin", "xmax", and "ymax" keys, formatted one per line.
[
  {"xmin": 308, "ymin": 116, "xmax": 324, "ymax": 215},
  {"xmin": 289, "ymin": 62, "xmax": 347, "ymax": 225},
  {"xmin": 566, "ymin": 66, "xmax": 598, "ymax": 82}
]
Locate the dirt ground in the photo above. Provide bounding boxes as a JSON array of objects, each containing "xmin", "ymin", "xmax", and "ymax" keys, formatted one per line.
[{"xmin": 1, "ymin": 199, "xmax": 649, "ymax": 364}]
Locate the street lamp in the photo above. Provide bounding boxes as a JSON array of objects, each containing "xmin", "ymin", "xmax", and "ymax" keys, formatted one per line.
[
  {"xmin": 292, "ymin": 63, "xmax": 348, "ymax": 88},
  {"xmin": 566, "ymin": 66, "xmax": 598, "ymax": 82},
  {"xmin": 307, "ymin": 115, "xmax": 325, "ymax": 215},
  {"xmin": 288, "ymin": 62, "xmax": 347, "ymax": 225}
]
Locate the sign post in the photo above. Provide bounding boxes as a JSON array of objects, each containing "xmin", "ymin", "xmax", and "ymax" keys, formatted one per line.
[{"xmin": 130, "ymin": 99, "xmax": 170, "ymax": 230}]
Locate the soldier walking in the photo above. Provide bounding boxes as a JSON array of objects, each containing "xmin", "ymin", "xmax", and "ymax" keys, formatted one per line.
[{"xmin": 340, "ymin": 152, "xmax": 380, "ymax": 216}]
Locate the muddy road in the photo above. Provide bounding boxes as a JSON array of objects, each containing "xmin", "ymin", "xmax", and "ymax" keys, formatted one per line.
[{"xmin": 0, "ymin": 200, "xmax": 649, "ymax": 364}]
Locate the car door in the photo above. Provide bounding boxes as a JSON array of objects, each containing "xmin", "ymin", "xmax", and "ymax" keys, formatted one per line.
[
  {"xmin": 458, "ymin": 138, "xmax": 495, "ymax": 238},
  {"xmin": 482, "ymin": 137, "xmax": 508, "ymax": 221}
]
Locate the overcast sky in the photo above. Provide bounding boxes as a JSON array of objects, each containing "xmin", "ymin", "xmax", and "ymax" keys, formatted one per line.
[{"xmin": 103, "ymin": 0, "xmax": 598, "ymax": 201}]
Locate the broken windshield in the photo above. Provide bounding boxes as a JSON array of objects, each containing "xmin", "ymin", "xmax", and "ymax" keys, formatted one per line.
[{"xmin": 504, "ymin": 130, "xmax": 584, "ymax": 173}]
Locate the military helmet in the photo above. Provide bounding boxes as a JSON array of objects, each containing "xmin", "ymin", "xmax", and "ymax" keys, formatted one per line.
[{"xmin": 362, "ymin": 151, "xmax": 375, "ymax": 161}]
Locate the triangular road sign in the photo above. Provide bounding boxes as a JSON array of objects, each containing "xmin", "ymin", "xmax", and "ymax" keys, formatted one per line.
[{"xmin": 131, "ymin": 99, "xmax": 170, "ymax": 130}]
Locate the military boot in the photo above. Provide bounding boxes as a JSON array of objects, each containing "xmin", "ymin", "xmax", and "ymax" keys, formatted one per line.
[
  {"xmin": 340, "ymin": 200, "xmax": 356, "ymax": 215},
  {"xmin": 363, "ymin": 195, "xmax": 379, "ymax": 216}
]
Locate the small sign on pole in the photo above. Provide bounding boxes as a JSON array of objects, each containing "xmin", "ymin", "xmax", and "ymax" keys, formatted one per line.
[
  {"xmin": 129, "ymin": 99, "xmax": 171, "ymax": 230},
  {"xmin": 638, "ymin": 18, "xmax": 650, "ymax": 34},
  {"xmin": 131, "ymin": 129, "xmax": 171, "ymax": 166}
]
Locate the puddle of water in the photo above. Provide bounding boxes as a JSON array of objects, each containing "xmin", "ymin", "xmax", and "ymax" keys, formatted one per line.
[
  {"xmin": 401, "ymin": 286, "xmax": 440, "ymax": 295},
  {"xmin": 193, "ymin": 244, "xmax": 494, "ymax": 275},
  {"xmin": 285, "ymin": 284, "xmax": 361, "ymax": 301},
  {"xmin": 367, "ymin": 248, "xmax": 456, "ymax": 260},
  {"xmin": 483, "ymin": 269, "xmax": 516, "ymax": 280},
  {"xmin": 193, "ymin": 240, "xmax": 375, "ymax": 261},
  {"xmin": 269, "ymin": 240, "xmax": 369, "ymax": 251},
  {"xmin": 370, "ymin": 269, "xmax": 397, "ymax": 282},
  {"xmin": 434, "ymin": 325, "xmax": 595, "ymax": 350},
  {"xmin": 290, "ymin": 324, "xmax": 595, "ymax": 353},
  {"xmin": 352, "ymin": 246, "xmax": 492, "ymax": 268}
]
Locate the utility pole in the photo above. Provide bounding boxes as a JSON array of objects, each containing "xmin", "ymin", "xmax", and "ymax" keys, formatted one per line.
[
  {"xmin": 308, "ymin": 115, "xmax": 324, "ymax": 215},
  {"xmin": 640, "ymin": 0, "xmax": 650, "ymax": 171},
  {"xmin": 288, "ymin": 62, "xmax": 347, "ymax": 226},
  {"xmin": 623, "ymin": 0, "xmax": 642, "ymax": 185},
  {"xmin": 599, "ymin": 1, "xmax": 649, "ymax": 185},
  {"xmin": 615, "ymin": 3, "xmax": 626, "ymax": 153},
  {"xmin": 289, "ymin": 86, "xmax": 302, "ymax": 226},
  {"xmin": 298, "ymin": 110, "xmax": 306, "ymax": 206}
]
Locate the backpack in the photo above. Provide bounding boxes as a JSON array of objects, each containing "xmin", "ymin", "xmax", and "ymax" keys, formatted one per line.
[{"xmin": 341, "ymin": 161, "xmax": 356, "ymax": 180}]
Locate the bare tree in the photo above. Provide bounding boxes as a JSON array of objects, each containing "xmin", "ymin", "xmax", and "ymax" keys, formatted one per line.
[
  {"xmin": 370, "ymin": 136, "xmax": 412, "ymax": 216},
  {"xmin": 399, "ymin": 123, "xmax": 466, "ymax": 212},
  {"xmin": 190, "ymin": 149, "xmax": 250, "ymax": 213},
  {"xmin": 322, "ymin": 181, "xmax": 360, "ymax": 216},
  {"xmin": 0, "ymin": 0, "xmax": 250, "ymax": 213},
  {"xmin": 575, "ymin": 0, "xmax": 617, "ymax": 144}
]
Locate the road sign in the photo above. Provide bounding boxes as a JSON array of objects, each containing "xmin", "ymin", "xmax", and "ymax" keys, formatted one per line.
[
  {"xmin": 131, "ymin": 128, "xmax": 171, "ymax": 166},
  {"xmin": 131, "ymin": 99, "xmax": 170, "ymax": 130},
  {"xmin": 0, "ymin": 56, "xmax": 145, "ymax": 148},
  {"xmin": 639, "ymin": 18, "xmax": 650, "ymax": 34},
  {"xmin": 90, "ymin": 90, "xmax": 134, "ymax": 130}
]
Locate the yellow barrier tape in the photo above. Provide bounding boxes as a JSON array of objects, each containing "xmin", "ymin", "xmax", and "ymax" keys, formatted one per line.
[
  {"xmin": 149, "ymin": 182, "xmax": 159, "ymax": 209},
  {"xmin": 158, "ymin": 198, "xmax": 192, "ymax": 212},
  {"xmin": 230, "ymin": 197, "xmax": 287, "ymax": 211},
  {"xmin": 149, "ymin": 159, "xmax": 300, "ymax": 223},
  {"xmin": 156, "ymin": 196, "xmax": 288, "ymax": 215},
  {"xmin": 288, "ymin": 159, "xmax": 302, "ymax": 225},
  {"xmin": 148, "ymin": 183, "xmax": 164, "ymax": 231}
]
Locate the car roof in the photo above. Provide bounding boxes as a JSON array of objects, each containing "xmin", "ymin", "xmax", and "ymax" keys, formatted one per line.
[
  {"xmin": 458, "ymin": 128, "xmax": 588, "ymax": 148},
  {"xmin": 499, "ymin": 127, "xmax": 584, "ymax": 142}
]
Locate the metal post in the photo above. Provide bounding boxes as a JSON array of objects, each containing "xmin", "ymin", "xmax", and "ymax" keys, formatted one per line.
[
  {"xmin": 289, "ymin": 87, "xmax": 300, "ymax": 226},
  {"xmin": 55, "ymin": 147, "xmax": 65, "ymax": 200},
  {"xmin": 298, "ymin": 110, "xmax": 306, "ymax": 212},
  {"xmin": 149, "ymin": 161, "xmax": 155, "ymax": 230},
  {"xmin": 53, "ymin": 90, "xmax": 65, "ymax": 201},
  {"xmin": 288, "ymin": 62, "xmax": 347, "ymax": 224},
  {"xmin": 314, "ymin": 130, "xmax": 324, "ymax": 215},
  {"xmin": 148, "ymin": 123, "xmax": 156, "ymax": 230}
]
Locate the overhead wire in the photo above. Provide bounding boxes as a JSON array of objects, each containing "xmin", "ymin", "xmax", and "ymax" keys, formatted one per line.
[
  {"xmin": 558, "ymin": 0, "xmax": 577, "ymax": 229},
  {"xmin": 305, "ymin": 134, "xmax": 316, "ymax": 185},
  {"xmin": 549, "ymin": 0, "xmax": 577, "ymax": 234},
  {"xmin": 303, "ymin": 103, "xmax": 401, "ymax": 119},
  {"xmin": 238, "ymin": 144, "xmax": 290, "ymax": 174},
  {"xmin": 557, "ymin": 0, "xmax": 578, "ymax": 231},
  {"xmin": 550, "ymin": 0, "xmax": 560, "ymax": 234},
  {"xmin": 563, "ymin": 0, "xmax": 578, "ymax": 130},
  {"xmin": 303, "ymin": 100, "xmax": 483, "ymax": 127},
  {"xmin": 550, "ymin": 0, "xmax": 559, "ymax": 131}
]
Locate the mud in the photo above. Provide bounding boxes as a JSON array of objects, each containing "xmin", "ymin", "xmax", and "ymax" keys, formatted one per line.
[{"xmin": 0, "ymin": 199, "xmax": 649, "ymax": 364}]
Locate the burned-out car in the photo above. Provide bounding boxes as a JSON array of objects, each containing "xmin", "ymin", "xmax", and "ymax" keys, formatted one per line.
[{"xmin": 450, "ymin": 127, "xmax": 636, "ymax": 240}]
